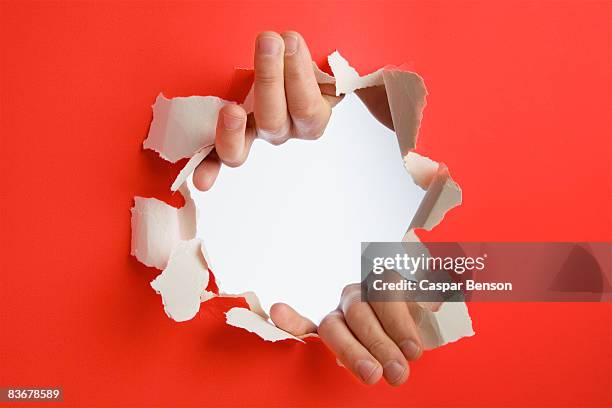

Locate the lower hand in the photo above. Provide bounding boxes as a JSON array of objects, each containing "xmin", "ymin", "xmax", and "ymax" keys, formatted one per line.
[{"xmin": 270, "ymin": 284, "xmax": 424, "ymax": 386}]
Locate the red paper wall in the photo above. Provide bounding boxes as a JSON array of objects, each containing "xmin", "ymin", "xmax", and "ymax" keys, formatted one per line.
[{"xmin": 1, "ymin": 1, "xmax": 610, "ymax": 406}]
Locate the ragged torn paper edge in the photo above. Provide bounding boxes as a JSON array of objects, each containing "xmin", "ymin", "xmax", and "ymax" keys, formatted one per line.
[
  {"xmin": 150, "ymin": 238, "xmax": 213, "ymax": 322},
  {"xmin": 225, "ymin": 307, "xmax": 303, "ymax": 343},
  {"xmin": 130, "ymin": 183, "xmax": 196, "ymax": 270},
  {"xmin": 132, "ymin": 51, "xmax": 474, "ymax": 346},
  {"xmin": 400, "ymin": 152, "xmax": 473, "ymax": 348}
]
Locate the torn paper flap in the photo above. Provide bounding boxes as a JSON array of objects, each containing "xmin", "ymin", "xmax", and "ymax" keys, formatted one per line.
[
  {"xmin": 327, "ymin": 52, "xmax": 427, "ymax": 157},
  {"xmin": 221, "ymin": 291, "xmax": 269, "ymax": 319},
  {"xmin": 412, "ymin": 302, "xmax": 475, "ymax": 350},
  {"xmin": 407, "ymin": 162, "xmax": 461, "ymax": 232},
  {"xmin": 130, "ymin": 184, "xmax": 196, "ymax": 269},
  {"xmin": 404, "ymin": 151, "xmax": 439, "ymax": 189},
  {"xmin": 171, "ymin": 145, "xmax": 214, "ymax": 192},
  {"xmin": 144, "ymin": 93, "xmax": 229, "ymax": 163},
  {"xmin": 225, "ymin": 307, "xmax": 302, "ymax": 342},
  {"xmin": 150, "ymin": 239, "xmax": 210, "ymax": 322},
  {"xmin": 328, "ymin": 51, "xmax": 383, "ymax": 95},
  {"xmin": 200, "ymin": 290, "xmax": 216, "ymax": 303},
  {"xmin": 382, "ymin": 69, "xmax": 427, "ymax": 155}
]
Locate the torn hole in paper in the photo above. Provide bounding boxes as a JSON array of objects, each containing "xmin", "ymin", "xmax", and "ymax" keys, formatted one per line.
[{"xmin": 131, "ymin": 50, "xmax": 473, "ymax": 348}]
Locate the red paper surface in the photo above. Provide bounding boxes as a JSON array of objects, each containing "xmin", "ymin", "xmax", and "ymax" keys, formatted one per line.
[{"xmin": 1, "ymin": 1, "xmax": 610, "ymax": 406}]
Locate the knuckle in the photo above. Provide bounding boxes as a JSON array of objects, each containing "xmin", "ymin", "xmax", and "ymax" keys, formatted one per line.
[
  {"xmin": 338, "ymin": 343, "xmax": 358, "ymax": 363},
  {"xmin": 393, "ymin": 324, "xmax": 413, "ymax": 343},
  {"xmin": 344, "ymin": 302, "xmax": 365, "ymax": 322},
  {"xmin": 290, "ymin": 101, "xmax": 319, "ymax": 121},
  {"xmin": 255, "ymin": 69, "xmax": 283, "ymax": 86},
  {"xmin": 266, "ymin": 137, "xmax": 287, "ymax": 146},
  {"xmin": 318, "ymin": 317, "xmax": 332, "ymax": 334},
  {"xmin": 257, "ymin": 121, "xmax": 287, "ymax": 138},
  {"xmin": 267, "ymin": 120, "xmax": 287, "ymax": 133},
  {"xmin": 341, "ymin": 283, "xmax": 361, "ymax": 298},
  {"xmin": 294, "ymin": 121, "xmax": 325, "ymax": 140},
  {"xmin": 222, "ymin": 156, "xmax": 244, "ymax": 168},
  {"xmin": 221, "ymin": 103, "xmax": 245, "ymax": 117},
  {"xmin": 318, "ymin": 312, "xmax": 341, "ymax": 335},
  {"xmin": 217, "ymin": 143, "xmax": 244, "ymax": 168},
  {"xmin": 340, "ymin": 285, "xmax": 363, "ymax": 315},
  {"xmin": 378, "ymin": 310, "xmax": 404, "ymax": 332},
  {"xmin": 366, "ymin": 337, "xmax": 389, "ymax": 356},
  {"xmin": 283, "ymin": 63, "xmax": 307, "ymax": 80},
  {"xmin": 256, "ymin": 116, "xmax": 290, "ymax": 144},
  {"xmin": 375, "ymin": 307, "xmax": 415, "ymax": 343},
  {"xmin": 312, "ymin": 124, "xmax": 327, "ymax": 139}
]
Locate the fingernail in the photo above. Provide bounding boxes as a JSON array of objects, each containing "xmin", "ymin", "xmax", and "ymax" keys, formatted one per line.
[
  {"xmin": 400, "ymin": 339, "xmax": 422, "ymax": 360},
  {"xmin": 257, "ymin": 35, "xmax": 281, "ymax": 56},
  {"xmin": 223, "ymin": 112, "xmax": 243, "ymax": 130},
  {"xmin": 283, "ymin": 34, "xmax": 299, "ymax": 55},
  {"xmin": 355, "ymin": 360, "xmax": 378, "ymax": 384},
  {"xmin": 383, "ymin": 360, "xmax": 407, "ymax": 384}
]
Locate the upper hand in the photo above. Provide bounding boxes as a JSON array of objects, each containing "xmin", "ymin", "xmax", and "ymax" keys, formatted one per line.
[{"xmin": 193, "ymin": 31, "xmax": 341, "ymax": 191}]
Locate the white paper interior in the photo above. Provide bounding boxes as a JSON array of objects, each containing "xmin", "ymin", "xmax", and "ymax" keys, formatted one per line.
[{"xmin": 191, "ymin": 93, "xmax": 425, "ymax": 322}]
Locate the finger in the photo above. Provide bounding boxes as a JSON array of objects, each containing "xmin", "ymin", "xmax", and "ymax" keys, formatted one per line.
[
  {"xmin": 281, "ymin": 31, "xmax": 331, "ymax": 139},
  {"xmin": 215, "ymin": 104, "xmax": 254, "ymax": 167},
  {"xmin": 318, "ymin": 310, "xmax": 383, "ymax": 385},
  {"xmin": 369, "ymin": 301, "xmax": 423, "ymax": 361},
  {"xmin": 340, "ymin": 285, "xmax": 409, "ymax": 386},
  {"xmin": 270, "ymin": 303, "xmax": 317, "ymax": 336},
  {"xmin": 192, "ymin": 151, "xmax": 221, "ymax": 191},
  {"xmin": 254, "ymin": 31, "xmax": 290, "ymax": 145}
]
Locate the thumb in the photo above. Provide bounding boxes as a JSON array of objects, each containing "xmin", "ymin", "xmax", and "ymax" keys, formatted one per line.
[{"xmin": 270, "ymin": 303, "xmax": 317, "ymax": 336}]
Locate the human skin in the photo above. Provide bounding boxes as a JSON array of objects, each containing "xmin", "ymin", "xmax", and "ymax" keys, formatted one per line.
[{"xmin": 193, "ymin": 31, "xmax": 423, "ymax": 386}]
